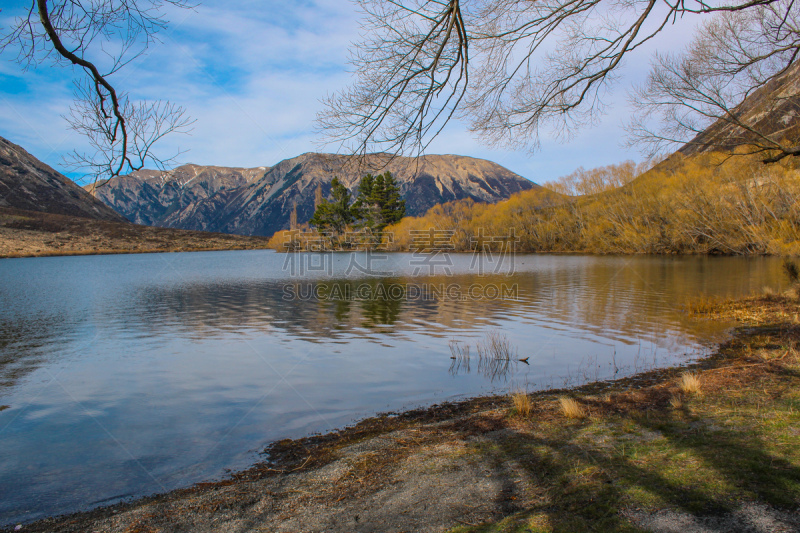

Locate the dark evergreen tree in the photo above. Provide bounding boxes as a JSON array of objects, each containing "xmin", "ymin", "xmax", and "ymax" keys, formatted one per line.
[
  {"xmin": 378, "ymin": 172, "xmax": 405, "ymax": 228},
  {"xmin": 309, "ymin": 178, "xmax": 355, "ymax": 234},
  {"xmin": 352, "ymin": 173, "xmax": 377, "ymax": 225},
  {"xmin": 353, "ymin": 171, "xmax": 405, "ymax": 232},
  {"xmin": 309, "ymin": 173, "xmax": 406, "ymax": 238}
]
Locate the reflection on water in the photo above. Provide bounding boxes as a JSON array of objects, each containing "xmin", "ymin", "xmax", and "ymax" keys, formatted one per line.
[
  {"xmin": 0, "ymin": 251, "xmax": 789, "ymax": 524},
  {"xmin": 447, "ymin": 332, "xmax": 526, "ymax": 384}
]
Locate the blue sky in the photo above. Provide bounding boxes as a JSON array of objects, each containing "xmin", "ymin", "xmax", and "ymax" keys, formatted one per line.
[{"xmin": 0, "ymin": 0, "xmax": 695, "ymax": 185}]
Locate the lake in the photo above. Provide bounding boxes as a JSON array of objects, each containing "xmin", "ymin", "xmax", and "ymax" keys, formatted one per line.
[{"xmin": 0, "ymin": 250, "xmax": 788, "ymax": 524}]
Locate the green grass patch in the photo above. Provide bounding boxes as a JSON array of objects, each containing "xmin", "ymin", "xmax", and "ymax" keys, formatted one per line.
[{"xmin": 448, "ymin": 309, "xmax": 800, "ymax": 532}]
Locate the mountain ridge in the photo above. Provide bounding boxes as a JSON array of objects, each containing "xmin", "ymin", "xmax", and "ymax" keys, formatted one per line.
[
  {"xmin": 0, "ymin": 136, "xmax": 126, "ymax": 222},
  {"xmin": 679, "ymin": 60, "xmax": 800, "ymax": 158},
  {"xmin": 88, "ymin": 152, "xmax": 538, "ymax": 236}
]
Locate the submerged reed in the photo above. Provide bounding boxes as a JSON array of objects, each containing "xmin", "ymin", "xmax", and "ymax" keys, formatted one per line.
[{"xmin": 477, "ymin": 330, "xmax": 516, "ymax": 361}]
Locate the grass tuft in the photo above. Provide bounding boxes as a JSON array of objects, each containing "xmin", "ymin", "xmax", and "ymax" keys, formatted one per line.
[
  {"xmin": 684, "ymin": 295, "xmax": 722, "ymax": 316},
  {"xmin": 669, "ymin": 395, "xmax": 683, "ymax": 410},
  {"xmin": 559, "ymin": 397, "xmax": 585, "ymax": 419},
  {"xmin": 511, "ymin": 390, "xmax": 532, "ymax": 418},
  {"xmin": 449, "ymin": 339, "xmax": 470, "ymax": 360},
  {"xmin": 679, "ymin": 372, "xmax": 701, "ymax": 395}
]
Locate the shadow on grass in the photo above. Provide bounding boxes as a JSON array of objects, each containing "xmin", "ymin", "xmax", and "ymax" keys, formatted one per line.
[
  {"xmin": 459, "ymin": 330, "xmax": 800, "ymax": 531},
  {"xmin": 471, "ymin": 420, "xmax": 800, "ymax": 531}
]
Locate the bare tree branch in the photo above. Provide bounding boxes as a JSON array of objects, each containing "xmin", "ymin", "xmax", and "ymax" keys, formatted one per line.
[
  {"xmin": 627, "ymin": 1, "xmax": 800, "ymax": 162},
  {"xmin": 319, "ymin": 0, "xmax": 798, "ymax": 162},
  {"xmin": 0, "ymin": 0, "xmax": 195, "ymax": 185},
  {"xmin": 318, "ymin": 0, "xmax": 469, "ymax": 158}
]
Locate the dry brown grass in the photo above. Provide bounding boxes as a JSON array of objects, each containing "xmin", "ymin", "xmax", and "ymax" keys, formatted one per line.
[
  {"xmin": 684, "ymin": 295, "xmax": 723, "ymax": 316},
  {"xmin": 791, "ymin": 286, "xmax": 800, "ymax": 302},
  {"xmin": 0, "ymin": 207, "xmax": 271, "ymax": 258},
  {"xmin": 669, "ymin": 395, "xmax": 684, "ymax": 410},
  {"xmin": 511, "ymin": 390, "xmax": 532, "ymax": 418},
  {"xmin": 686, "ymin": 293, "xmax": 800, "ymax": 325},
  {"xmin": 558, "ymin": 397, "xmax": 586, "ymax": 419},
  {"xmin": 679, "ymin": 372, "xmax": 702, "ymax": 395}
]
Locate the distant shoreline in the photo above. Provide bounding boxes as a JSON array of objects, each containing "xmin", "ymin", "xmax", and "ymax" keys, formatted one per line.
[
  {"xmin": 0, "ymin": 207, "xmax": 271, "ymax": 259},
  {"xmin": 1, "ymin": 206, "xmax": 792, "ymax": 260},
  {"xmin": 3, "ymin": 245, "xmax": 785, "ymax": 260},
  {"xmin": 0, "ymin": 245, "xmax": 271, "ymax": 260}
]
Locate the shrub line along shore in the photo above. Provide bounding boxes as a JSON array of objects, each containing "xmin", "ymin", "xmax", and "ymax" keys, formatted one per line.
[
  {"xmin": 5, "ymin": 293, "xmax": 799, "ymax": 532},
  {"xmin": 269, "ymin": 153, "xmax": 800, "ymax": 257}
]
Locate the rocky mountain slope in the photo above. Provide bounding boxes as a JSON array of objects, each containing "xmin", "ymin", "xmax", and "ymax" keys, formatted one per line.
[
  {"xmin": 88, "ymin": 153, "xmax": 538, "ymax": 236},
  {"xmin": 0, "ymin": 136, "xmax": 126, "ymax": 222},
  {"xmin": 679, "ymin": 61, "xmax": 800, "ymax": 157}
]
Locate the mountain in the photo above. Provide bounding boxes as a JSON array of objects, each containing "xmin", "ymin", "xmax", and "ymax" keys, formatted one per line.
[
  {"xmin": 0, "ymin": 136, "xmax": 126, "ymax": 222},
  {"xmin": 679, "ymin": 61, "xmax": 800, "ymax": 157},
  {"xmin": 88, "ymin": 153, "xmax": 538, "ymax": 236}
]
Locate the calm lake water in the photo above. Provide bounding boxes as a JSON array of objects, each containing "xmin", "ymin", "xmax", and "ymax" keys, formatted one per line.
[{"xmin": 0, "ymin": 251, "xmax": 789, "ymax": 524}]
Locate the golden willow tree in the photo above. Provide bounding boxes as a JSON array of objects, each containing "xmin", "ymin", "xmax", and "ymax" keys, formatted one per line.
[
  {"xmin": 0, "ymin": 0, "xmax": 194, "ymax": 183},
  {"xmin": 318, "ymin": 0, "xmax": 800, "ymax": 162},
  {"xmin": 383, "ymin": 155, "xmax": 800, "ymax": 255}
]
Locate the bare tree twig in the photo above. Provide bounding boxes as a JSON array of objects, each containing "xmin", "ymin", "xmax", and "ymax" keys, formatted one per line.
[
  {"xmin": 319, "ymin": 0, "xmax": 800, "ymax": 164},
  {"xmin": 0, "ymin": 0, "xmax": 195, "ymax": 185},
  {"xmin": 627, "ymin": 3, "xmax": 800, "ymax": 162}
]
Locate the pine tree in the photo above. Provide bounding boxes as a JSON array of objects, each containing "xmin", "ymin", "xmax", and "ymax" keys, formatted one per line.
[
  {"xmin": 353, "ymin": 171, "xmax": 405, "ymax": 232},
  {"xmin": 308, "ymin": 173, "xmax": 406, "ymax": 238},
  {"xmin": 379, "ymin": 172, "xmax": 405, "ymax": 229},
  {"xmin": 309, "ymin": 178, "xmax": 355, "ymax": 235},
  {"xmin": 352, "ymin": 173, "xmax": 377, "ymax": 227}
]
